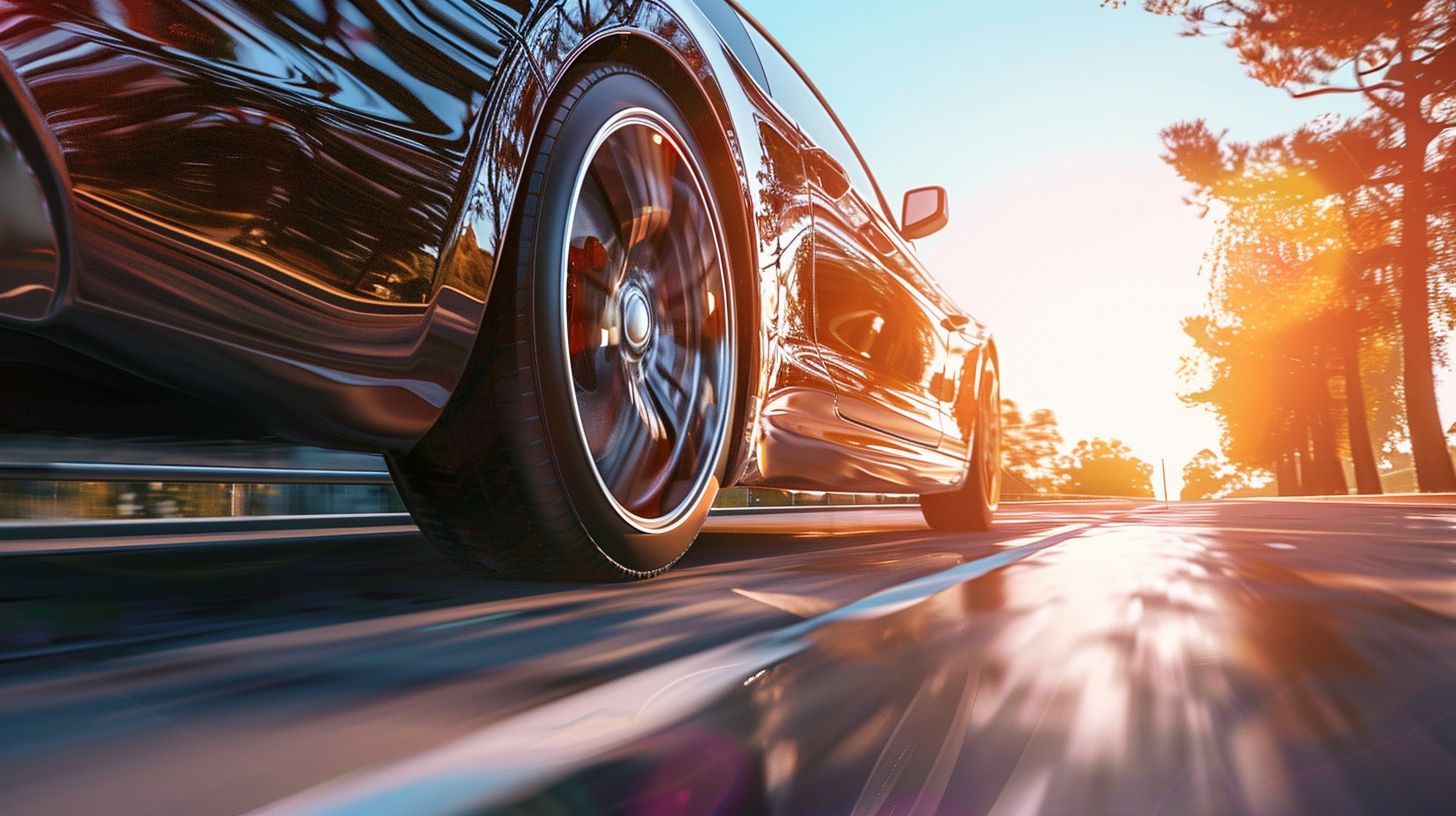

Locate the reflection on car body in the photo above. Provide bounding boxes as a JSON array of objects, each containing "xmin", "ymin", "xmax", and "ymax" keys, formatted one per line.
[{"xmin": 0, "ymin": 0, "xmax": 1000, "ymax": 579}]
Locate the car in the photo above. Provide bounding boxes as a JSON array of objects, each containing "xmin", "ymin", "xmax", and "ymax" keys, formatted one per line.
[{"xmin": 0, "ymin": 0, "xmax": 1000, "ymax": 580}]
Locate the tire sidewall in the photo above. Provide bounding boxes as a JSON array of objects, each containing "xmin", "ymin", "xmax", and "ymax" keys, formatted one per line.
[{"xmin": 523, "ymin": 68, "xmax": 732, "ymax": 572}]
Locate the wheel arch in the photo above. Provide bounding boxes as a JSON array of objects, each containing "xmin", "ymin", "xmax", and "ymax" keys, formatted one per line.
[
  {"xmin": 952, "ymin": 336, "xmax": 998, "ymax": 440},
  {"xmin": 978, "ymin": 338, "xmax": 1000, "ymax": 403},
  {"xmin": 944, "ymin": 335, "xmax": 998, "ymax": 487},
  {"xmin": 975, "ymin": 338, "xmax": 1000, "ymax": 436},
  {"xmin": 0, "ymin": 48, "xmax": 75, "ymax": 324}
]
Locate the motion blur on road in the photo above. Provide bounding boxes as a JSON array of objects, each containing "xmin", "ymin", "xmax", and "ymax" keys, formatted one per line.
[{"xmin": 3, "ymin": 499, "xmax": 1455, "ymax": 815}]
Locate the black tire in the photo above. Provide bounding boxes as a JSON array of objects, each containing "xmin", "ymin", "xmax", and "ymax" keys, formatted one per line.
[
  {"xmin": 920, "ymin": 357, "xmax": 1000, "ymax": 531},
  {"xmin": 390, "ymin": 64, "xmax": 738, "ymax": 581}
]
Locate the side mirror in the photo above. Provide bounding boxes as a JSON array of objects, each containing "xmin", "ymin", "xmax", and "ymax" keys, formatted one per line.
[{"xmin": 901, "ymin": 186, "xmax": 948, "ymax": 240}]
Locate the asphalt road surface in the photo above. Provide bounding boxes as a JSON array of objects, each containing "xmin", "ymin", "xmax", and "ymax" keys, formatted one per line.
[{"xmin": 2, "ymin": 500, "xmax": 1454, "ymax": 815}]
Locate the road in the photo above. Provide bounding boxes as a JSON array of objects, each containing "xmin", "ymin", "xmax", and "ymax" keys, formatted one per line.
[{"xmin": 2, "ymin": 500, "xmax": 1454, "ymax": 815}]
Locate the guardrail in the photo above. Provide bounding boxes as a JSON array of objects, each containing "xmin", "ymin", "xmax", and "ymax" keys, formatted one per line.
[
  {"xmin": 0, "ymin": 456, "xmax": 1032, "ymax": 499},
  {"xmin": 0, "ymin": 462, "xmax": 394, "ymax": 484},
  {"xmin": 0, "ymin": 512, "xmax": 418, "ymax": 557},
  {"xmin": 0, "ymin": 441, "xmax": 403, "ymax": 520},
  {"xmin": 0, "ymin": 438, "xmax": 1143, "ymax": 522},
  {"xmin": 0, "ymin": 456, "xmax": 919, "ymax": 520},
  {"xmin": 1001, "ymin": 491, "xmax": 1145, "ymax": 502}
]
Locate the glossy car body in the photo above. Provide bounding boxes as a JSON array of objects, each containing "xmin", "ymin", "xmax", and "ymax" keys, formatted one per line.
[{"xmin": 0, "ymin": 0, "xmax": 994, "ymax": 499}]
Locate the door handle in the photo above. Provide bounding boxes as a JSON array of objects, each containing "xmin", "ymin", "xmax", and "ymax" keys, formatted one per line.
[{"xmin": 941, "ymin": 314, "xmax": 970, "ymax": 331}]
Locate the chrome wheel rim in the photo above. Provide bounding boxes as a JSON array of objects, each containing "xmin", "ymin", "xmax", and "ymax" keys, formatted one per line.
[{"xmin": 561, "ymin": 110, "xmax": 734, "ymax": 532}]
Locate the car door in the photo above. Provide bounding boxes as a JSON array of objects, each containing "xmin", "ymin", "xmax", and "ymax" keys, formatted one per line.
[
  {"xmin": 26, "ymin": 0, "xmax": 525, "ymax": 304},
  {"xmin": 805, "ymin": 154, "xmax": 954, "ymax": 448},
  {"xmin": 739, "ymin": 21, "xmax": 949, "ymax": 448}
]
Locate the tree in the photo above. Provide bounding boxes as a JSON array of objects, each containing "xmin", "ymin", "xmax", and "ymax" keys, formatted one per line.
[
  {"xmin": 1057, "ymin": 438, "xmax": 1156, "ymax": 497},
  {"xmin": 1001, "ymin": 398, "xmax": 1064, "ymax": 493},
  {"xmin": 1165, "ymin": 118, "xmax": 1407, "ymax": 495},
  {"xmin": 1286, "ymin": 119, "xmax": 1400, "ymax": 493},
  {"xmin": 1130, "ymin": 0, "xmax": 1456, "ymax": 490},
  {"xmin": 1180, "ymin": 448, "xmax": 1249, "ymax": 499}
]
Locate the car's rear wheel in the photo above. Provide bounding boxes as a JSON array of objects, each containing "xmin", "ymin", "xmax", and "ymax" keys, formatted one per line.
[
  {"xmin": 920, "ymin": 358, "xmax": 1000, "ymax": 531},
  {"xmin": 390, "ymin": 65, "xmax": 737, "ymax": 581}
]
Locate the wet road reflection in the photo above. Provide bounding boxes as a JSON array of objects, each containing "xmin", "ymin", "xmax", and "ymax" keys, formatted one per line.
[
  {"xmin": 3, "ymin": 501, "xmax": 1455, "ymax": 815},
  {"xmin": 760, "ymin": 503, "xmax": 1456, "ymax": 815}
]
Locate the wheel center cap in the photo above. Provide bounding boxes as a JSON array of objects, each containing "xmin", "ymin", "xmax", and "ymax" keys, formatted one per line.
[{"xmin": 622, "ymin": 291, "xmax": 652, "ymax": 352}]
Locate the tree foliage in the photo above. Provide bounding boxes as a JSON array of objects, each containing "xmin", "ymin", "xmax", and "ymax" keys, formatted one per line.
[
  {"xmin": 1057, "ymin": 438, "xmax": 1156, "ymax": 498},
  {"xmin": 1001, "ymin": 398, "xmax": 1065, "ymax": 493},
  {"xmin": 1116, "ymin": 0, "xmax": 1456, "ymax": 492},
  {"xmin": 1167, "ymin": 117, "xmax": 1410, "ymax": 494},
  {"xmin": 1180, "ymin": 448, "xmax": 1250, "ymax": 499}
]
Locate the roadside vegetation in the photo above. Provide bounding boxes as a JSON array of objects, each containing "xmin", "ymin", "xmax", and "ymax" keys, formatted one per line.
[
  {"xmin": 1112, "ymin": 0, "xmax": 1456, "ymax": 496},
  {"xmin": 1001, "ymin": 399, "xmax": 1157, "ymax": 498}
]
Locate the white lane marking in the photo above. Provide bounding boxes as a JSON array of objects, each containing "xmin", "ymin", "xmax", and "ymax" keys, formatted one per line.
[
  {"xmin": 251, "ymin": 523, "xmax": 1094, "ymax": 816},
  {"xmin": 420, "ymin": 612, "xmax": 519, "ymax": 633},
  {"xmin": 731, "ymin": 587, "xmax": 839, "ymax": 619}
]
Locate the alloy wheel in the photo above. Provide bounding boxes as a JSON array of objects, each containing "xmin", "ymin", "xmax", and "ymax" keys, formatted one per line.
[{"xmin": 560, "ymin": 110, "xmax": 734, "ymax": 532}]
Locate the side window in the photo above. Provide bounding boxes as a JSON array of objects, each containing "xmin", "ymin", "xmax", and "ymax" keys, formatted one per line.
[
  {"xmin": 693, "ymin": 0, "xmax": 770, "ymax": 91},
  {"xmin": 740, "ymin": 20, "xmax": 894, "ymax": 226}
]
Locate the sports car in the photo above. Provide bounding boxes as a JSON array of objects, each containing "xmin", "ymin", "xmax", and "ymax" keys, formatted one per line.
[{"xmin": 0, "ymin": 0, "xmax": 1000, "ymax": 579}]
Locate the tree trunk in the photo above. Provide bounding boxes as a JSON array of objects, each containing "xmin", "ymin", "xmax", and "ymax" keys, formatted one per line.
[
  {"xmin": 1342, "ymin": 330, "xmax": 1382, "ymax": 494},
  {"xmin": 1295, "ymin": 419, "xmax": 1314, "ymax": 495},
  {"xmin": 1275, "ymin": 453, "xmax": 1298, "ymax": 496},
  {"xmin": 1308, "ymin": 374, "xmax": 1348, "ymax": 495},
  {"xmin": 1397, "ymin": 91, "xmax": 1456, "ymax": 492}
]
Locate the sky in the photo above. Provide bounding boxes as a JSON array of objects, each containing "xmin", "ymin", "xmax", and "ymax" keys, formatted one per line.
[{"xmin": 736, "ymin": 0, "xmax": 1456, "ymax": 497}]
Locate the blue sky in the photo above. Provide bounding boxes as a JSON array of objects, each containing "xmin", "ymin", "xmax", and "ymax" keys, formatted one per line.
[{"xmin": 736, "ymin": 0, "xmax": 1452, "ymax": 494}]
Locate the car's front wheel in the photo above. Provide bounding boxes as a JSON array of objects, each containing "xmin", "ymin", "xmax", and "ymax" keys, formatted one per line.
[
  {"xmin": 920, "ymin": 357, "xmax": 1000, "ymax": 531},
  {"xmin": 391, "ymin": 65, "xmax": 737, "ymax": 580}
]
